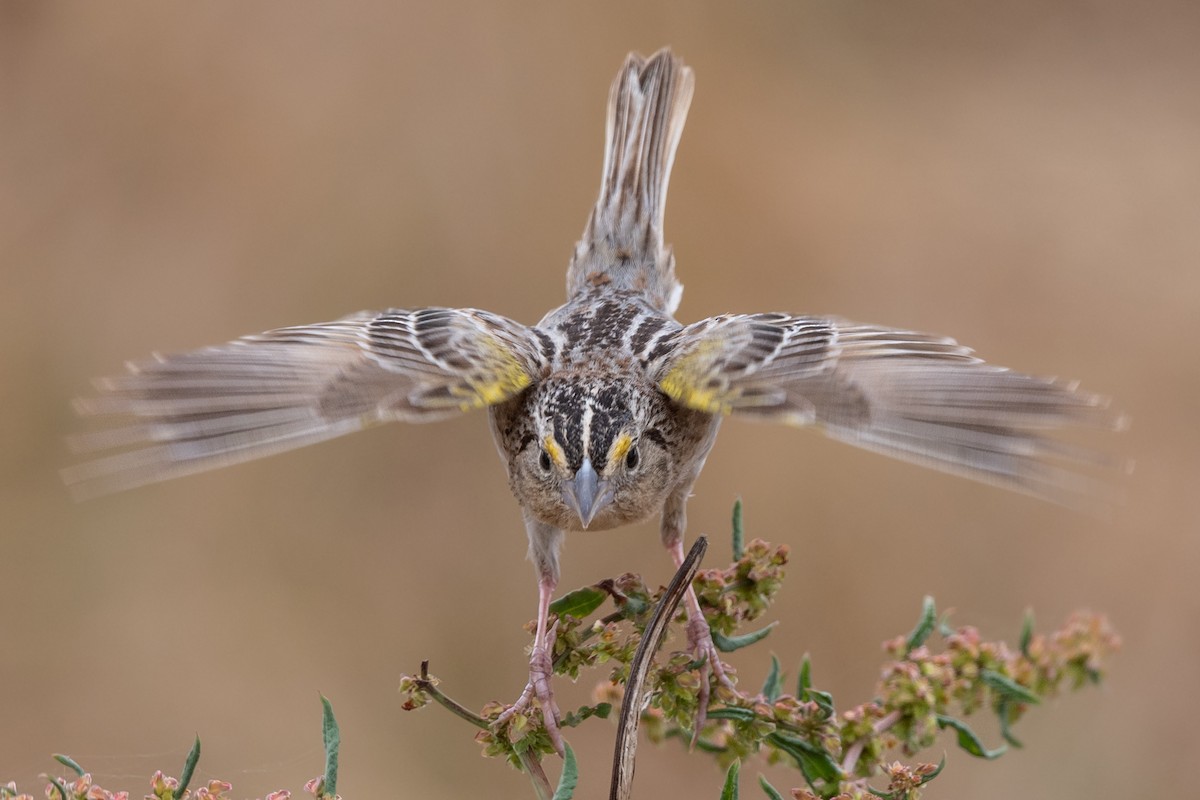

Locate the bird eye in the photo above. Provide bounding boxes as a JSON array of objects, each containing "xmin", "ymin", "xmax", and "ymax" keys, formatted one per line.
[
  {"xmin": 538, "ymin": 449, "xmax": 552, "ymax": 473},
  {"xmin": 625, "ymin": 444, "xmax": 640, "ymax": 471}
]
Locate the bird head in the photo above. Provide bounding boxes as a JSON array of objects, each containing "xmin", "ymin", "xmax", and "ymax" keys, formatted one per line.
[{"xmin": 507, "ymin": 375, "xmax": 677, "ymax": 532}]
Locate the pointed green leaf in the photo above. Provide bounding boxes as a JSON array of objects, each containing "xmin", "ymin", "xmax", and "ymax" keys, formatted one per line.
[
  {"xmin": 731, "ymin": 499, "xmax": 745, "ymax": 561},
  {"xmin": 996, "ymin": 698, "xmax": 1024, "ymax": 748},
  {"xmin": 177, "ymin": 735, "xmax": 201, "ymax": 796},
  {"xmin": 796, "ymin": 657, "xmax": 834, "ymax": 717},
  {"xmin": 707, "ymin": 706, "xmax": 758, "ymax": 721},
  {"xmin": 321, "ymin": 694, "xmax": 341, "ymax": 797},
  {"xmin": 551, "ymin": 743, "xmax": 578, "ymax": 800},
  {"xmin": 761, "ymin": 654, "xmax": 782, "ymax": 702},
  {"xmin": 1019, "ymin": 609, "xmax": 1035, "ymax": 658},
  {"xmin": 549, "ymin": 586, "xmax": 607, "ymax": 619},
  {"xmin": 905, "ymin": 596, "xmax": 937, "ymax": 653},
  {"xmin": 981, "ymin": 669, "xmax": 1040, "ymax": 705},
  {"xmin": 768, "ymin": 732, "xmax": 842, "ymax": 787},
  {"xmin": 720, "ymin": 759, "xmax": 740, "ymax": 800},
  {"xmin": 713, "ymin": 622, "xmax": 776, "ymax": 652},
  {"xmin": 920, "ymin": 754, "xmax": 946, "ymax": 784},
  {"xmin": 757, "ymin": 775, "xmax": 786, "ymax": 800},
  {"xmin": 937, "ymin": 715, "xmax": 1007, "ymax": 759},
  {"xmin": 52, "ymin": 754, "xmax": 85, "ymax": 777}
]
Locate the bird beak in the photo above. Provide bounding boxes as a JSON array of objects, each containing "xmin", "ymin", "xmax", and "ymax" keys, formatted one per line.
[{"xmin": 563, "ymin": 457, "xmax": 613, "ymax": 529}]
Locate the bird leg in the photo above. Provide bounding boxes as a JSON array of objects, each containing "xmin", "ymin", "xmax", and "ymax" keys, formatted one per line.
[
  {"xmin": 496, "ymin": 573, "xmax": 565, "ymax": 755},
  {"xmin": 670, "ymin": 538, "xmax": 738, "ymax": 724},
  {"xmin": 663, "ymin": 482, "xmax": 738, "ymax": 743}
]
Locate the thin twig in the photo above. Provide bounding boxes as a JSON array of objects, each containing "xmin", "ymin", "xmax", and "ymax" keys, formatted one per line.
[
  {"xmin": 416, "ymin": 660, "xmax": 490, "ymax": 730},
  {"xmin": 609, "ymin": 535, "xmax": 708, "ymax": 800},
  {"xmin": 415, "ymin": 661, "xmax": 554, "ymax": 799},
  {"xmin": 520, "ymin": 754, "xmax": 554, "ymax": 800}
]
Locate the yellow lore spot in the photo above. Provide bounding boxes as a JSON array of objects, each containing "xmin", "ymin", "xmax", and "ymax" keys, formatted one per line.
[
  {"xmin": 608, "ymin": 432, "xmax": 634, "ymax": 469},
  {"xmin": 543, "ymin": 435, "xmax": 566, "ymax": 469}
]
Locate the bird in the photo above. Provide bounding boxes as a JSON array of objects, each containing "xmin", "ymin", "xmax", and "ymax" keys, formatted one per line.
[{"xmin": 64, "ymin": 48, "xmax": 1124, "ymax": 753}]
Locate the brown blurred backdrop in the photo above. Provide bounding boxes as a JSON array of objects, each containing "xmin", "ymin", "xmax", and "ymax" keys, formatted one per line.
[{"xmin": 3, "ymin": 2, "xmax": 1198, "ymax": 797}]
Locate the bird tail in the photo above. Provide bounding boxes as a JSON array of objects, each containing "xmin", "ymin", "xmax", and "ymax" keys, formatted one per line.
[{"xmin": 567, "ymin": 48, "xmax": 694, "ymax": 314}]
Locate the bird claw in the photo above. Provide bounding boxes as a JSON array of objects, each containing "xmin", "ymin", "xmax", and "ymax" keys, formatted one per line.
[
  {"xmin": 684, "ymin": 613, "xmax": 737, "ymax": 744},
  {"xmin": 496, "ymin": 625, "xmax": 564, "ymax": 756}
]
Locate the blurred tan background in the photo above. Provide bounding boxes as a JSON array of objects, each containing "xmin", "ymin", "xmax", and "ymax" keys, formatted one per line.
[{"xmin": 3, "ymin": 2, "xmax": 1198, "ymax": 797}]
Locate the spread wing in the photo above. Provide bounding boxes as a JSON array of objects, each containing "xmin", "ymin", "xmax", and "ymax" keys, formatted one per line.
[
  {"xmin": 64, "ymin": 308, "xmax": 546, "ymax": 498},
  {"xmin": 656, "ymin": 313, "xmax": 1126, "ymax": 505}
]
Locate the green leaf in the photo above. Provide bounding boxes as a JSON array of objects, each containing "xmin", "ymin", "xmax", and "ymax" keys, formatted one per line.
[
  {"xmin": 550, "ymin": 586, "xmax": 607, "ymax": 619},
  {"xmin": 937, "ymin": 715, "xmax": 1007, "ymax": 759},
  {"xmin": 757, "ymin": 775, "xmax": 786, "ymax": 800},
  {"xmin": 761, "ymin": 654, "xmax": 782, "ymax": 701},
  {"xmin": 52, "ymin": 754, "xmax": 85, "ymax": 777},
  {"xmin": 921, "ymin": 754, "xmax": 946, "ymax": 784},
  {"xmin": 177, "ymin": 735, "xmax": 201, "ymax": 796},
  {"xmin": 796, "ymin": 657, "xmax": 834, "ymax": 718},
  {"xmin": 905, "ymin": 595, "xmax": 937, "ymax": 653},
  {"xmin": 720, "ymin": 759, "xmax": 740, "ymax": 800},
  {"xmin": 551, "ymin": 742, "xmax": 578, "ymax": 800},
  {"xmin": 321, "ymin": 694, "xmax": 341, "ymax": 797},
  {"xmin": 1019, "ymin": 608, "xmax": 1035, "ymax": 658},
  {"xmin": 996, "ymin": 697, "xmax": 1024, "ymax": 748},
  {"xmin": 768, "ymin": 732, "xmax": 842, "ymax": 788},
  {"xmin": 981, "ymin": 669, "xmax": 1040, "ymax": 705},
  {"xmin": 45, "ymin": 776, "xmax": 71, "ymax": 800},
  {"xmin": 561, "ymin": 702, "xmax": 612, "ymax": 727},
  {"xmin": 707, "ymin": 706, "xmax": 758, "ymax": 721},
  {"xmin": 713, "ymin": 622, "xmax": 776, "ymax": 652},
  {"xmin": 731, "ymin": 499, "xmax": 745, "ymax": 560}
]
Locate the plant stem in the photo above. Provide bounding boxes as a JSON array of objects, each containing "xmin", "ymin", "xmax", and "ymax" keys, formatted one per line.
[
  {"xmin": 840, "ymin": 709, "xmax": 902, "ymax": 776},
  {"xmin": 416, "ymin": 661, "xmax": 552, "ymax": 799},
  {"xmin": 416, "ymin": 661, "xmax": 491, "ymax": 730}
]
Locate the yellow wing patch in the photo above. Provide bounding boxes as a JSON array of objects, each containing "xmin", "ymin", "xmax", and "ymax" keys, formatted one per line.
[
  {"xmin": 451, "ymin": 337, "xmax": 534, "ymax": 410},
  {"xmin": 659, "ymin": 339, "xmax": 736, "ymax": 415}
]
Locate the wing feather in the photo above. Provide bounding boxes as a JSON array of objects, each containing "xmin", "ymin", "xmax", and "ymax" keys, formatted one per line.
[
  {"xmin": 64, "ymin": 308, "xmax": 544, "ymax": 498},
  {"xmin": 657, "ymin": 314, "xmax": 1125, "ymax": 505}
]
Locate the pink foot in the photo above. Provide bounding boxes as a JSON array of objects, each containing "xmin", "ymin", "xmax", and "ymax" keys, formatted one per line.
[
  {"xmin": 684, "ymin": 608, "xmax": 737, "ymax": 740},
  {"xmin": 496, "ymin": 622, "xmax": 564, "ymax": 755}
]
